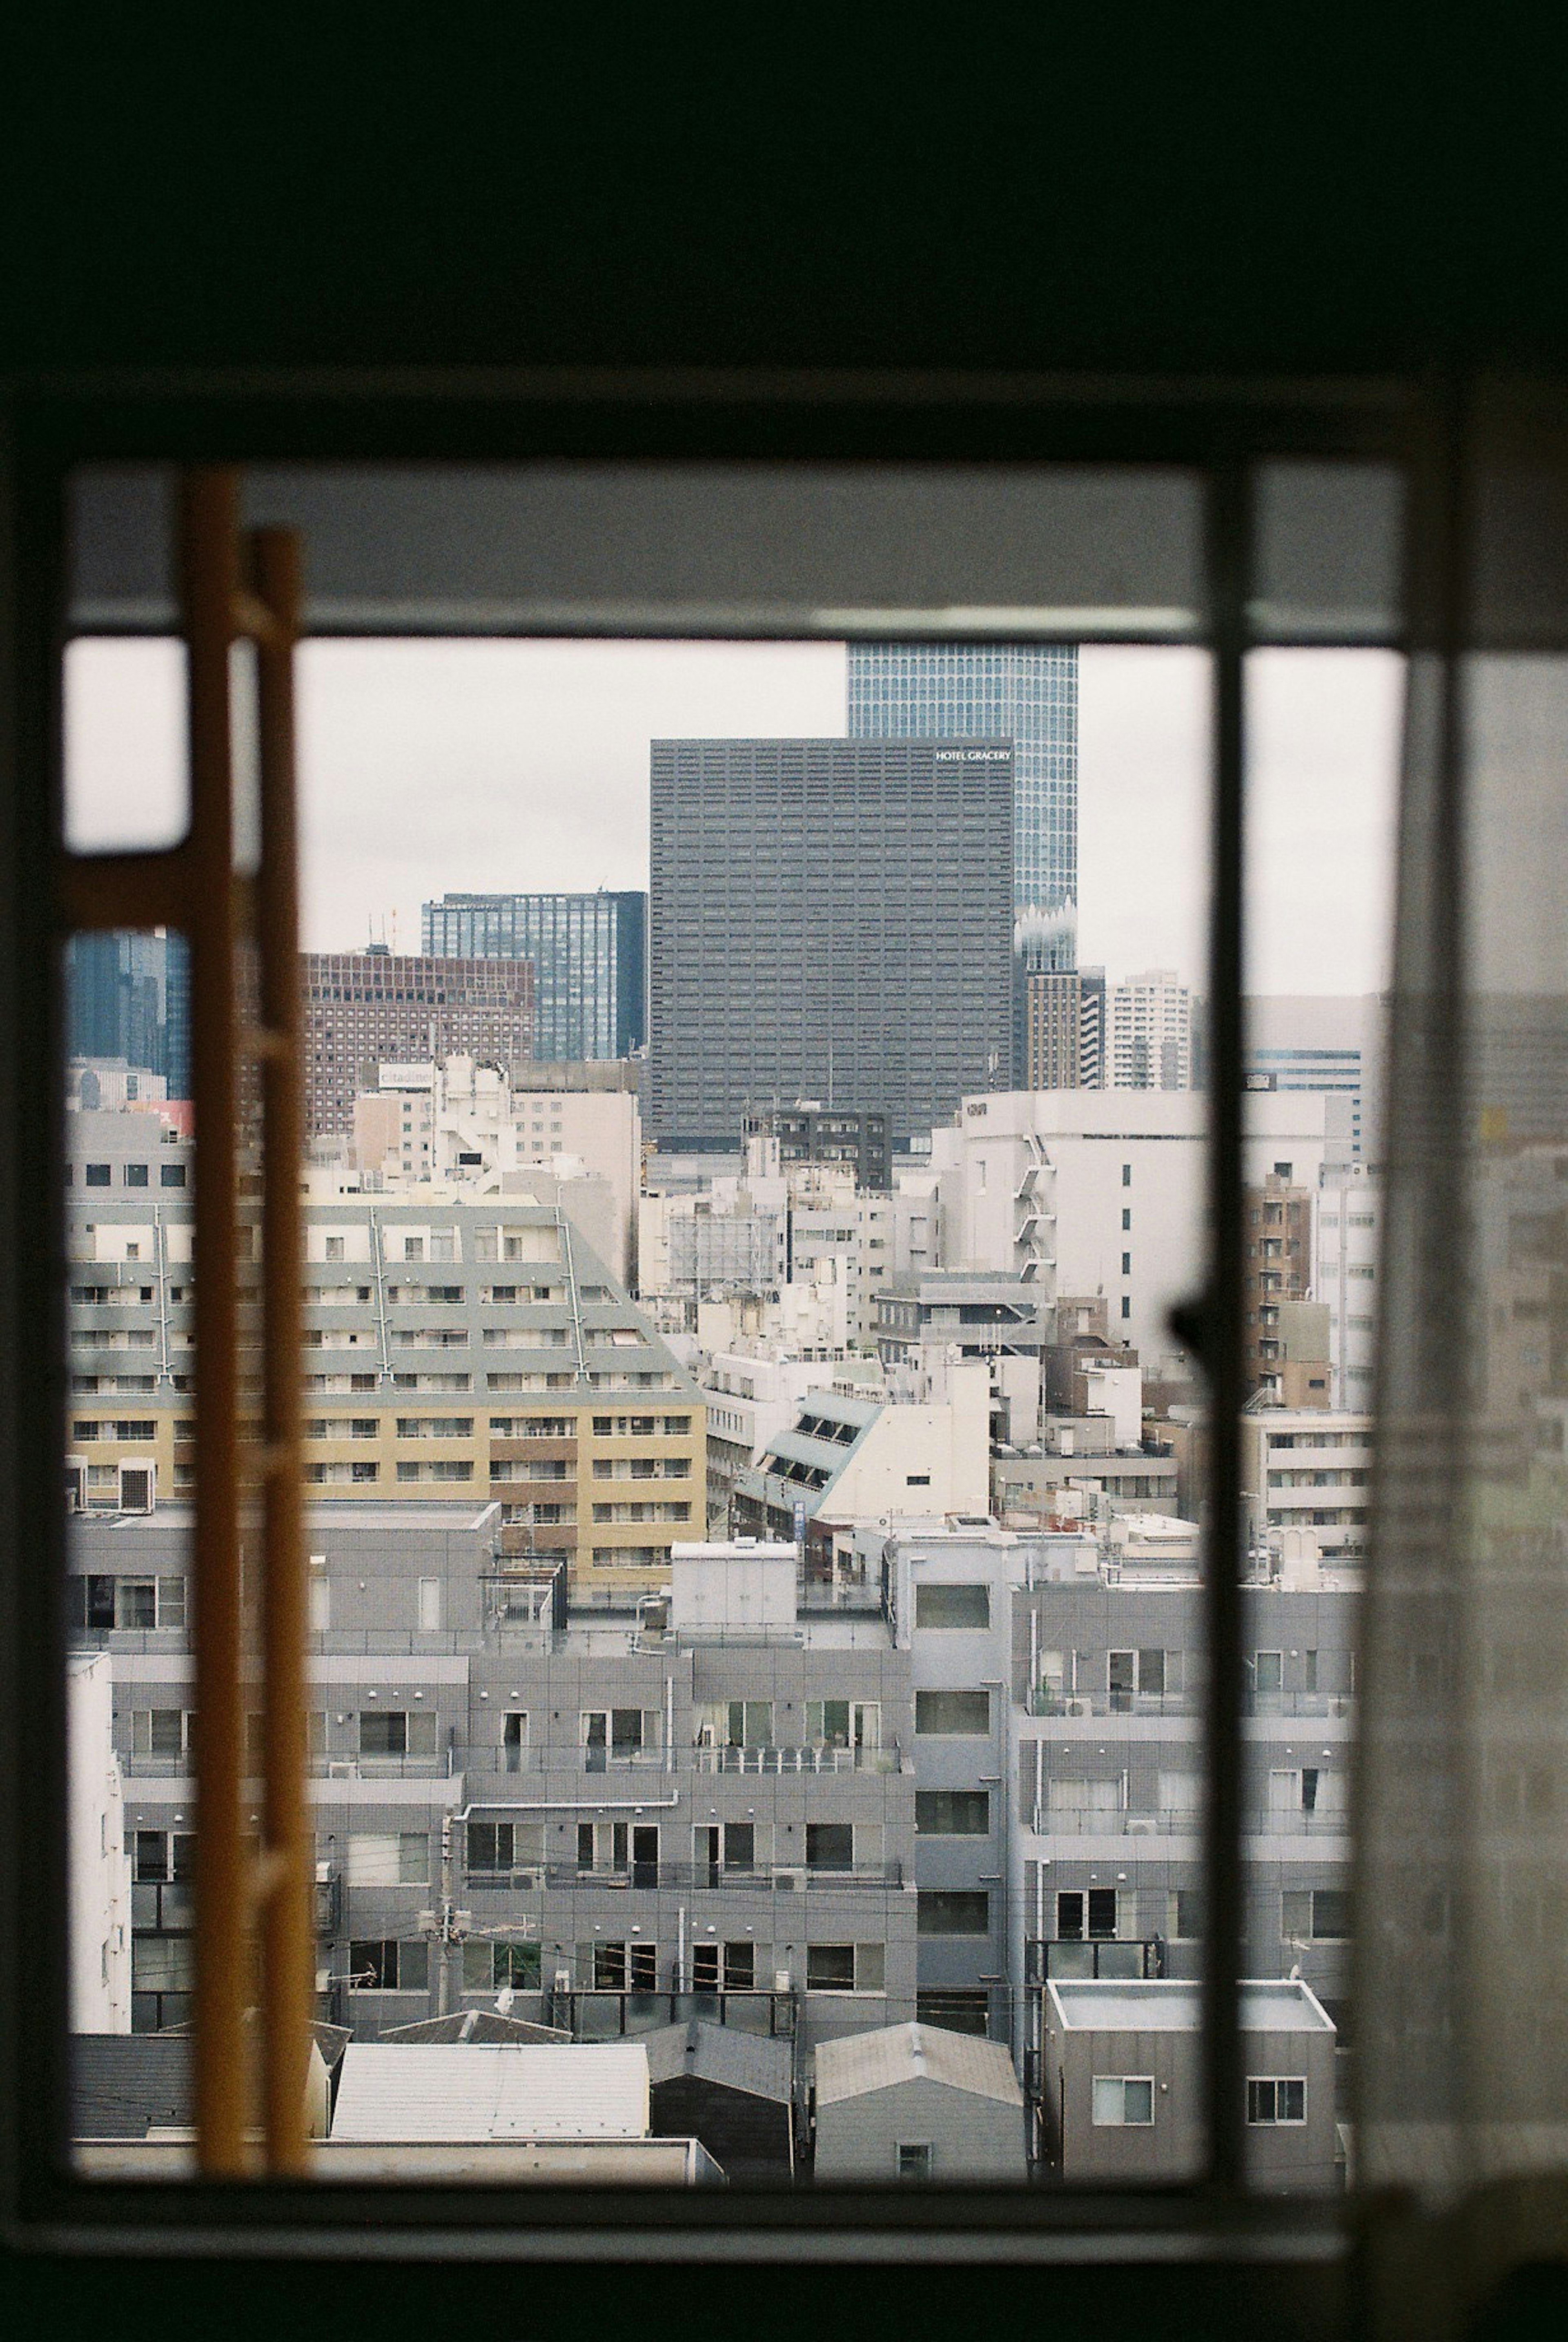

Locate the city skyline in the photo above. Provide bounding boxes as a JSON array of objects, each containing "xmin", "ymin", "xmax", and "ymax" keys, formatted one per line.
[{"xmin": 64, "ymin": 638, "xmax": 1401, "ymax": 995}]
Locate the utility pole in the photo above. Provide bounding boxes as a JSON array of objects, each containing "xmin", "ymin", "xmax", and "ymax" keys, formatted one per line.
[{"xmin": 420, "ymin": 1811, "xmax": 471, "ymax": 2017}]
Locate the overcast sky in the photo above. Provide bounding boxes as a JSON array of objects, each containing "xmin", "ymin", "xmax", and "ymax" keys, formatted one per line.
[{"xmin": 63, "ymin": 639, "xmax": 1402, "ymax": 994}]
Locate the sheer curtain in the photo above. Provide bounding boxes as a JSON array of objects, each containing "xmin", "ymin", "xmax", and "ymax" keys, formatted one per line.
[{"xmin": 1358, "ymin": 383, "xmax": 1568, "ymax": 2325}]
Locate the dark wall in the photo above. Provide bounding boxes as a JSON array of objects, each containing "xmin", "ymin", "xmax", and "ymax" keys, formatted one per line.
[{"xmin": 651, "ymin": 2075, "xmax": 793, "ymax": 2185}]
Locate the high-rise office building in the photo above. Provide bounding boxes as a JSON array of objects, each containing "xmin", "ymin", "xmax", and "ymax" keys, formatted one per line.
[
  {"xmin": 421, "ymin": 891, "xmax": 646, "ymax": 1062},
  {"xmin": 304, "ymin": 949, "xmax": 534, "ymax": 1140},
  {"xmin": 846, "ymin": 644, "xmax": 1078, "ymax": 967},
  {"xmin": 67, "ymin": 929, "xmax": 191, "ymax": 1098},
  {"xmin": 1025, "ymin": 968, "xmax": 1101, "ymax": 1090},
  {"xmin": 648, "ymin": 738, "xmax": 1014, "ymax": 1148}
]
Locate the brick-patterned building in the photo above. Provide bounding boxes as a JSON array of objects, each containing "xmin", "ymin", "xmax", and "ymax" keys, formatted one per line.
[{"xmin": 304, "ymin": 949, "xmax": 533, "ymax": 1141}]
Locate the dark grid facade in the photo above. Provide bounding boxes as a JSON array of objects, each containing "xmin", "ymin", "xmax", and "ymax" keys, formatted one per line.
[
  {"xmin": 649, "ymin": 739, "xmax": 1013, "ymax": 1148},
  {"xmin": 420, "ymin": 891, "xmax": 646, "ymax": 1062},
  {"xmin": 304, "ymin": 952, "xmax": 533, "ymax": 1140}
]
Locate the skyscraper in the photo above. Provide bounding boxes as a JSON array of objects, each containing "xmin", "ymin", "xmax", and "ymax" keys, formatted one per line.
[
  {"xmin": 846, "ymin": 644, "xmax": 1078, "ymax": 967},
  {"xmin": 66, "ymin": 929, "xmax": 191, "ymax": 1098},
  {"xmin": 648, "ymin": 738, "xmax": 1014, "ymax": 1148},
  {"xmin": 1109, "ymin": 968, "xmax": 1193, "ymax": 1090},
  {"xmin": 421, "ymin": 891, "xmax": 646, "ymax": 1061}
]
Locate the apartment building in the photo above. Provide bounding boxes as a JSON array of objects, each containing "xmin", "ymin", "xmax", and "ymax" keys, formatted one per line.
[
  {"xmin": 1108, "ymin": 970, "xmax": 1192, "ymax": 1092},
  {"xmin": 1244, "ymin": 1172, "xmax": 1314, "ymax": 1399},
  {"xmin": 69, "ymin": 1515, "xmax": 916, "ymax": 2056},
  {"xmin": 1313, "ymin": 1164, "xmax": 1381, "ymax": 1410},
  {"xmin": 1240, "ymin": 1409, "xmax": 1374, "ymax": 1564},
  {"xmin": 1010, "ymin": 1536, "xmax": 1359, "ymax": 2079},
  {"xmin": 65, "ymin": 1116, "xmax": 702, "ymax": 1598}
]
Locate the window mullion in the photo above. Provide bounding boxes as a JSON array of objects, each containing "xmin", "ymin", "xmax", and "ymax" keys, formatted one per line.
[{"xmin": 1200, "ymin": 456, "xmax": 1251, "ymax": 2197}]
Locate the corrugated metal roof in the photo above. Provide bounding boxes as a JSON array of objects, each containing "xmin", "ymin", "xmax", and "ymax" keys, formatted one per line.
[
  {"xmin": 642, "ymin": 2021, "xmax": 793, "ymax": 2102},
  {"xmin": 330, "ymin": 2042, "xmax": 650, "ymax": 2142},
  {"xmin": 1047, "ymin": 1979, "xmax": 1336, "ymax": 2034},
  {"xmin": 70, "ymin": 2035, "xmax": 194, "ymax": 2139},
  {"xmin": 815, "ymin": 2024, "xmax": 1022, "ymax": 2109}
]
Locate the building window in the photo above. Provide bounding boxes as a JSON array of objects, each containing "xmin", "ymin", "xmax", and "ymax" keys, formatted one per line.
[
  {"xmin": 805, "ymin": 1822, "xmax": 855, "ymax": 1872},
  {"xmin": 1092, "ymin": 2077, "xmax": 1154, "ymax": 2127},
  {"xmin": 1058, "ymin": 1888, "xmax": 1119, "ymax": 1941},
  {"xmin": 897, "ymin": 2143, "xmax": 933, "ymax": 2180},
  {"xmin": 914, "ymin": 1688, "xmax": 989, "ymax": 1735},
  {"xmin": 1247, "ymin": 2078, "xmax": 1307, "ymax": 2124},
  {"xmin": 917, "ymin": 1891, "xmax": 990, "ymax": 1936},
  {"xmin": 914, "ymin": 1581, "xmax": 989, "ymax": 1630},
  {"xmin": 915, "ymin": 1789, "xmax": 990, "ymax": 1836},
  {"xmin": 805, "ymin": 1943, "xmax": 884, "ymax": 1994}
]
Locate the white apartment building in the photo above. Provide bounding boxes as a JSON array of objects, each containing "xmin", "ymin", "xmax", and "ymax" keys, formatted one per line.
[
  {"xmin": 1240, "ymin": 1408, "xmax": 1374, "ymax": 1564},
  {"xmin": 1312, "ymin": 1163, "xmax": 1381, "ymax": 1409},
  {"xmin": 930, "ymin": 1090, "xmax": 1352, "ymax": 1377},
  {"xmin": 1109, "ymin": 970, "xmax": 1192, "ymax": 1091},
  {"xmin": 352, "ymin": 1056, "xmax": 641, "ymax": 1286},
  {"xmin": 67, "ymin": 1650, "xmax": 132, "ymax": 2032}
]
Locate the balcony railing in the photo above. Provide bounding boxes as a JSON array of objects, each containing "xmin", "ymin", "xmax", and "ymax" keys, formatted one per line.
[
  {"xmin": 1026, "ymin": 1936, "xmax": 1164, "ymax": 1985},
  {"xmin": 557, "ymin": 1987, "xmax": 797, "ymax": 2039},
  {"xmin": 1030, "ymin": 1690, "xmax": 1199, "ymax": 1719},
  {"xmin": 1029, "ymin": 1806, "xmax": 1348, "ymax": 1838},
  {"xmin": 468, "ymin": 1860, "xmax": 904, "ymax": 1893},
  {"xmin": 692, "ymin": 1743, "xmax": 902, "ymax": 1774}
]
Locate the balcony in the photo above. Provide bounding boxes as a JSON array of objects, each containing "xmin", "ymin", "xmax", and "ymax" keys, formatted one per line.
[
  {"xmin": 693, "ymin": 1742, "xmax": 903, "ymax": 1774},
  {"xmin": 558, "ymin": 1988, "xmax": 797, "ymax": 2039},
  {"xmin": 315, "ymin": 1751, "xmax": 456, "ymax": 1780},
  {"xmin": 1026, "ymin": 1937, "xmax": 1164, "ymax": 1985},
  {"xmin": 468, "ymin": 1861, "xmax": 905, "ymax": 1893},
  {"xmin": 1030, "ymin": 1690, "xmax": 1198, "ymax": 1719}
]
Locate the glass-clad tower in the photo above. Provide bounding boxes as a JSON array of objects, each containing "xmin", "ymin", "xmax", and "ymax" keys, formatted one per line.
[
  {"xmin": 846, "ymin": 644, "xmax": 1079, "ymax": 971},
  {"xmin": 421, "ymin": 891, "xmax": 646, "ymax": 1061}
]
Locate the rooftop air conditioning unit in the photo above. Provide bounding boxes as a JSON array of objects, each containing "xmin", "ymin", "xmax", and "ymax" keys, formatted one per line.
[
  {"xmin": 512, "ymin": 1867, "xmax": 542, "ymax": 1892},
  {"xmin": 1066, "ymin": 1698, "xmax": 1089, "ymax": 1717},
  {"xmin": 771, "ymin": 1867, "xmax": 805, "ymax": 1893},
  {"xmin": 1126, "ymin": 1817, "xmax": 1158, "ymax": 1836}
]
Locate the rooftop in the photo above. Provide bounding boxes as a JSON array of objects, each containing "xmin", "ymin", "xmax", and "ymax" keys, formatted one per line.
[
  {"xmin": 1046, "ymin": 1980, "xmax": 1336, "ymax": 2036},
  {"xmin": 815, "ymin": 2023, "xmax": 1023, "ymax": 2108},
  {"xmin": 330, "ymin": 2042, "xmax": 650, "ymax": 2142}
]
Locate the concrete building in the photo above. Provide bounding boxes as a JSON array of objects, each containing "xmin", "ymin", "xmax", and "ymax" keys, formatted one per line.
[
  {"xmin": 67, "ymin": 1651, "xmax": 131, "ymax": 2032},
  {"xmin": 648, "ymin": 737, "xmax": 1015, "ymax": 1147},
  {"xmin": 845, "ymin": 642, "xmax": 1079, "ymax": 977},
  {"xmin": 1313, "ymin": 1163, "xmax": 1381, "ymax": 1410},
  {"xmin": 69, "ymin": 1514, "xmax": 919, "ymax": 2059},
  {"xmin": 1240, "ymin": 1408, "xmax": 1374, "ymax": 1565},
  {"xmin": 813, "ymin": 2023, "xmax": 1027, "ymax": 2183},
  {"xmin": 1042, "ymin": 1979, "xmax": 1338, "ymax": 2191},
  {"xmin": 349, "ymin": 1054, "xmax": 641, "ymax": 1288},
  {"xmin": 421, "ymin": 890, "xmax": 647, "ymax": 1063},
  {"xmin": 1244, "ymin": 1171, "xmax": 1315, "ymax": 1400},
  {"xmin": 304, "ymin": 948, "xmax": 534, "ymax": 1141},
  {"xmin": 745, "ymin": 1104, "xmax": 892, "ymax": 1193},
  {"xmin": 1011, "ymin": 1535, "xmax": 1359, "ymax": 2076},
  {"xmin": 1109, "ymin": 969, "xmax": 1192, "ymax": 1091},
  {"xmin": 733, "ymin": 1373, "xmax": 991, "ymax": 1563},
  {"xmin": 929, "ymin": 1088, "xmax": 1353, "ymax": 1377},
  {"xmin": 873, "ymin": 1268, "xmax": 1048, "ymax": 1451},
  {"xmin": 65, "ymin": 1113, "xmax": 702, "ymax": 1596}
]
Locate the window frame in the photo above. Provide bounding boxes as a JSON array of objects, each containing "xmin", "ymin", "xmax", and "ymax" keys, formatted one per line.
[{"xmin": 4, "ymin": 365, "xmax": 1417, "ymax": 2259}]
